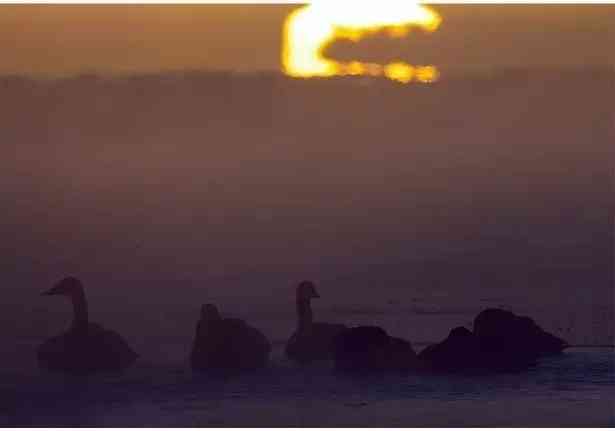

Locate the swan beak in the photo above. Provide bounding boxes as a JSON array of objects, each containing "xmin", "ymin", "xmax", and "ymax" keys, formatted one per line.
[{"xmin": 41, "ymin": 287, "xmax": 59, "ymax": 296}]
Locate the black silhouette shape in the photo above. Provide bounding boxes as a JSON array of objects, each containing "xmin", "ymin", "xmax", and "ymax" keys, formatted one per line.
[
  {"xmin": 333, "ymin": 326, "xmax": 417, "ymax": 373},
  {"xmin": 418, "ymin": 308, "xmax": 568, "ymax": 373},
  {"xmin": 37, "ymin": 277, "xmax": 138, "ymax": 375},
  {"xmin": 285, "ymin": 281, "xmax": 347, "ymax": 363},
  {"xmin": 191, "ymin": 304, "xmax": 271, "ymax": 374},
  {"xmin": 473, "ymin": 308, "xmax": 568, "ymax": 356},
  {"xmin": 418, "ymin": 326, "xmax": 481, "ymax": 372}
]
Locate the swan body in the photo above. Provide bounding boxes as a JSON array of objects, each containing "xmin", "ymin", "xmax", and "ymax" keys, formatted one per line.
[
  {"xmin": 418, "ymin": 309, "xmax": 568, "ymax": 373},
  {"xmin": 191, "ymin": 304, "xmax": 271, "ymax": 373},
  {"xmin": 285, "ymin": 322, "xmax": 348, "ymax": 363},
  {"xmin": 473, "ymin": 308, "xmax": 567, "ymax": 357},
  {"xmin": 285, "ymin": 281, "xmax": 347, "ymax": 363},
  {"xmin": 417, "ymin": 326, "xmax": 481, "ymax": 372},
  {"xmin": 37, "ymin": 277, "xmax": 137, "ymax": 375},
  {"xmin": 37, "ymin": 323, "xmax": 137, "ymax": 374},
  {"xmin": 333, "ymin": 326, "xmax": 417, "ymax": 373}
]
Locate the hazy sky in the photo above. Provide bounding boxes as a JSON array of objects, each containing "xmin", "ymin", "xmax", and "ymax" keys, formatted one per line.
[{"xmin": 0, "ymin": 4, "xmax": 613, "ymax": 77}]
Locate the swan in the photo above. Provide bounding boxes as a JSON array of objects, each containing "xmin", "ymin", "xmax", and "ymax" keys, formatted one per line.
[
  {"xmin": 37, "ymin": 277, "xmax": 138, "ymax": 375},
  {"xmin": 333, "ymin": 325, "xmax": 417, "ymax": 373},
  {"xmin": 473, "ymin": 308, "xmax": 568, "ymax": 356},
  {"xmin": 191, "ymin": 304, "xmax": 271, "ymax": 373},
  {"xmin": 285, "ymin": 281, "xmax": 347, "ymax": 363},
  {"xmin": 417, "ymin": 326, "xmax": 480, "ymax": 372},
  {"xmin": 418, "ymin": 309, "xmax": 568, "ymax": 373}
]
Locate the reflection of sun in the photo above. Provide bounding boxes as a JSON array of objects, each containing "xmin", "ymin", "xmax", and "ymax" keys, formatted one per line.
[{"xmin": 282, "ymin": 1, "xmax": 442, "ymax": 84}]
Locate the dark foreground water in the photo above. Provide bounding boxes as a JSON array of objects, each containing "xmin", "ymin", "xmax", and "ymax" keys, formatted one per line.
[{"xmin": 2, "ymin": 346, "xmax": 613, "ymax": 427}]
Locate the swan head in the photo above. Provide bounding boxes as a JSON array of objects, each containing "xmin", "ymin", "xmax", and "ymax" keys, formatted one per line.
[
  {"xmin": 297, "ymin": 280, "xmax": 320, "ymax": 301},
  {"xmin": 200, "ymin": 303, "xmax": 222, "ymax": 321},
  {"xmin": 42, "ymin": 276, "xmax": 84, "ymax": 297}
]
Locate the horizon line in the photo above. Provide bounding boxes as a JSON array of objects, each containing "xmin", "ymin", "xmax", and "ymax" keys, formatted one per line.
[{"xmin": 1, "ymin": 64, "xmax": 612, "ymax": 81}]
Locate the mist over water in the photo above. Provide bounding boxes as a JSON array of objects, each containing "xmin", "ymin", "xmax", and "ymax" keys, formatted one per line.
[
  {"xmin": 1, "ymin": 346, "xmax": 612, "ymax": 427},
  {"xmin": 0, "ymin": 68, "xmax": 613, "ymax": 374}
]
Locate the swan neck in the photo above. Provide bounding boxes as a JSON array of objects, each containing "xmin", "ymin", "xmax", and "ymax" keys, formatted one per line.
[
  {"xmin": 70, "ymin": 290, "xmax": 89, "ymax": 330},
  {"xmin": 297, "ymin": 297, "xmax": 313, "ymax": 331}
]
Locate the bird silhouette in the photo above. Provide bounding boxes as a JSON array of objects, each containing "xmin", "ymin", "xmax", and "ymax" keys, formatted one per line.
[
  {"xmin": 285, "ymin": 281, "xmax": 347, "ymax": 363},
  {"xmin": 37, "ymin": 277, "xmax": 137, "ymax": 375},
  {"xmin": 191, "ymin": 303, "xmax": 271, "ymax": 374},
  {"xmin": 333, "ymin": 325, "xmax": 417, "ymax": 373}
]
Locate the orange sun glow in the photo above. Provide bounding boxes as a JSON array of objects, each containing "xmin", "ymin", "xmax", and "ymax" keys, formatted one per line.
[{"xmin": 282, "ymin": 1, "xmax": 442, "ymax": 84}]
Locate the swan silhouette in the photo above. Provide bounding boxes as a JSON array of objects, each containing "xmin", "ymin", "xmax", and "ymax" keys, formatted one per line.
[
  {"xmin": 418, "ymin": 309, "xmax": 569, "ymax": 373},
  {"xmin": 417, "ymin": 326, "xmax": 480, "ymax": 372},
  {"xmin": 285, "ymin": 281, "xmax": 347, "ymax": 363},
  {"xmin": 37, "ymin": 277, "xmax": 137, "ymax": 375},
  {"xmin": 333, "ymin": 325, "xmax": 417, "ymax": 373},
  {"xmin": 191, "ymin": 303, "xmax": 271, "ymax": 373}
]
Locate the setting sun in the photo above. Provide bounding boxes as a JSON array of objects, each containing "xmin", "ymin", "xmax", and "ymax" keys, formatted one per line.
[{"xmin": 282, "ymin": 0, "xmax": 442, "ymax": 84}]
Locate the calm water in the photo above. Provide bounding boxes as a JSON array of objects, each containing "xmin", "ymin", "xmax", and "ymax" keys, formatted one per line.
[
  {"xmin": 2, "ymin": 282, "xmax": 613, "ymax": 426},
  {"xmin": 2, "ymin": 346, "xmax": 613, "ymax": 427}
]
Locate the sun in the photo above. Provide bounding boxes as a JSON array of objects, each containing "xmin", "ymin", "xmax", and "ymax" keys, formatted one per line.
[{"xmin": 282, "ymin": 1, "xmax": 442, "ymax": 84}]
